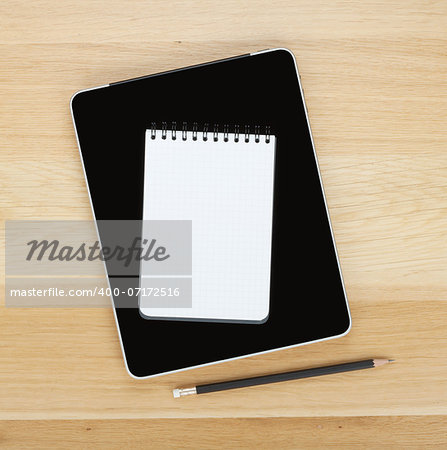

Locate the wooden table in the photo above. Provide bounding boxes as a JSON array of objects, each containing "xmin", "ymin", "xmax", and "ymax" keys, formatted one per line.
[{"xmin": 1, "ymin": 1, "xmax": 447, "ymax": 447}]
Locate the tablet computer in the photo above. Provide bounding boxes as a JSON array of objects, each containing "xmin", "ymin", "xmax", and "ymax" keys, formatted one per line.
[{"xmin": 71, "ymin": 48, "xmax": 351, "ymax": 378}]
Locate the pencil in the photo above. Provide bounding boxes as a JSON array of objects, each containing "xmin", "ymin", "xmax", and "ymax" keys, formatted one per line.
[{"xmin": 173, "ymin": 358, "xmax": 394, "ymax": 398}]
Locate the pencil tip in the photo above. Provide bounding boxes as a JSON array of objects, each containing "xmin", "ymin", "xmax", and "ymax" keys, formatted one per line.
[{"xmin": 373, "ymin": 358, "xmax": 394, "ymax": 367}]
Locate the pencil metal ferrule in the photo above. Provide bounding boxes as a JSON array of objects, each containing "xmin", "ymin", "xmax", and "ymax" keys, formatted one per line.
[{"xmin": 173, "ymin": 387, "xmax": 197, "ymax": 398}]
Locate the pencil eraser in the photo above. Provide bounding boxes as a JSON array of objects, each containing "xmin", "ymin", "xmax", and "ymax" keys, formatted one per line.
[{"xmin": 173, "ymin": 389, "xmax": 180, "ymax": 398}]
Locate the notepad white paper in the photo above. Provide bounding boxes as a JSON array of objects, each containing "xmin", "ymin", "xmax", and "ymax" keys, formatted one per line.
[{"xmin": 140, "ymin": 130, "xmax": 276, "ymax": 322}]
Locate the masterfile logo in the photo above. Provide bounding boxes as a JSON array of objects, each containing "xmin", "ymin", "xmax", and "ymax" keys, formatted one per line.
[{"xmin": 5, "ymin": 220, "xmax": 191, "ymax": 308}]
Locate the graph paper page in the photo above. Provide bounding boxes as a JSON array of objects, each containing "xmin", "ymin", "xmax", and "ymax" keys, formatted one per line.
[{"xmin": 140, "ymin": 130, "xmax": 275, "ymax": 323}]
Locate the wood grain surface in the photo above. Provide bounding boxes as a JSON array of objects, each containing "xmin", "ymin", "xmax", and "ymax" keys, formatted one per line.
[
  {"xmin": 1, "ymin": 417, "xmax": 447, "ymax": 449},
  {"xmin": 1, "ymin": 0, "xmax": 446, "ymax": 447}
]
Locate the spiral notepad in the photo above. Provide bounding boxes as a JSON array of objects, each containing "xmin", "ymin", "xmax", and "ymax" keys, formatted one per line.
[{"xmin": 140, "ymin": 123, "xmax": 276, "ymax": 323}]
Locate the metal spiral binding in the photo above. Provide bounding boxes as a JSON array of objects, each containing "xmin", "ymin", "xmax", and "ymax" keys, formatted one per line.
[{"xmin": 149, "ymin": 122, "xmax": 271, "ymax": 143}]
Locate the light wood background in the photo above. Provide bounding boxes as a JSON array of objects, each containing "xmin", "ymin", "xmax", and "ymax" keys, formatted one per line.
[{"xmin": 1, "ymin": 0, "xmax": 447, "ymax": 447}]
